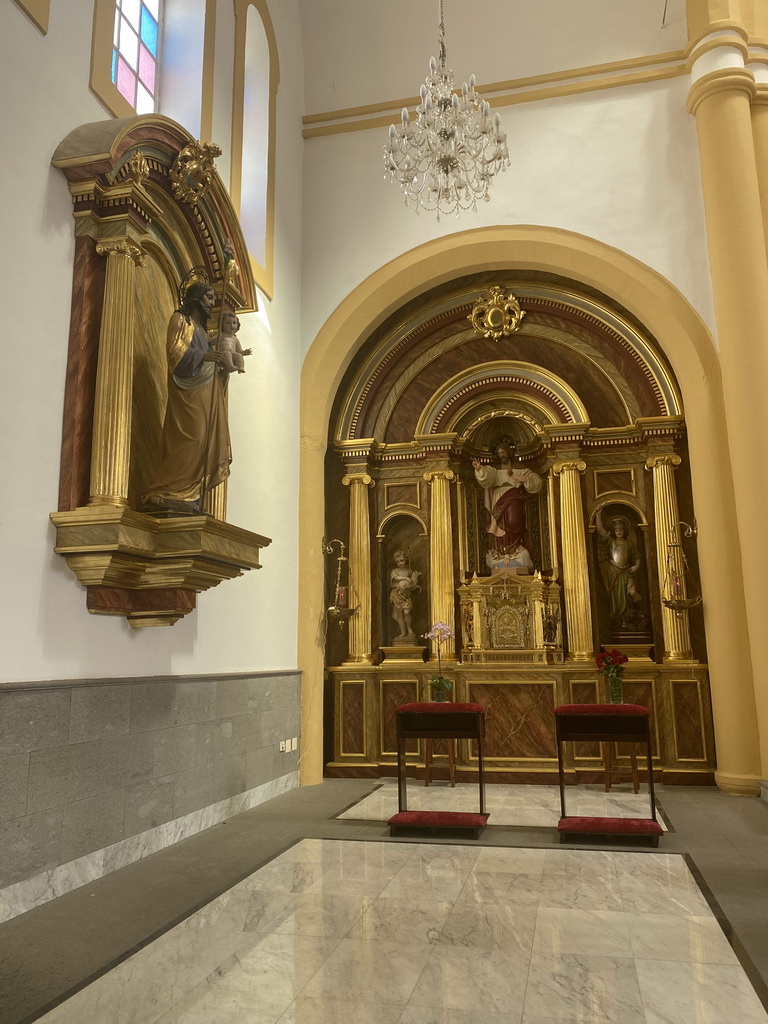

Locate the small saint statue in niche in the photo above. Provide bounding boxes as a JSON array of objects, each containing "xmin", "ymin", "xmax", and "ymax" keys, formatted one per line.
[
  {"xmin": 389, "ymin": 549, "xmax": 421, "ymax": 644},
  {"xmin": 472, "ymin": 439, "xmax": 542, "ymax": 572},
  {"xmin": 216, "ymin": 310, "xmax": 252, "ymax": 374},
  {"xmin": 595, "ymin": 508, "xmax": 647, "ymax": 631}
]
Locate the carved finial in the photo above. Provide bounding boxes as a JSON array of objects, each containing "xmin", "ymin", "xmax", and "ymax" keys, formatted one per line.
[{"xmin": 126, "ymin": 149, "xmax": 149, "ymax": 186}]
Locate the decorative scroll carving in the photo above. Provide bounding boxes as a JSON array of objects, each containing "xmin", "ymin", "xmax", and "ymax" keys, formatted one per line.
[
  {"xmin": 468, "ymin": 285, "xmax": 526, "ymax": 340},
  {"xmin": 170, "ymin": 140, "xmax": 223, "ymax": 204}
]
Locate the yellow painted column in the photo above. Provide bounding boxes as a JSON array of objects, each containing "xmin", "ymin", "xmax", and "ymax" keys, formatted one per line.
[
  {"xmin": 687, "ymin": 21, "xmax": 768, "ymax": 781},
  {"xmin": 90, "ymin": 238, "xmax": 145, "ymax": 506},
  {"xmin": 298, "ymin": 433, "xmax": 327, "ymax": 785},
  {"xmin": 342, "ymin": 473, "xmax": 374, "ymax": 663},
  {"xmin": 750, "ymin": 66, "xmax": 768, "ymax": 258},
  {"xmin": 646, "ymin": 455, "xmax": 693, "ymax": 662},
  {"xmin": 424, "ymin": 469, "xmax": 457, "ymax": 660},
  {"xmin": 552, "ymin": 460, "xmax": 593, "ymax": 661}
]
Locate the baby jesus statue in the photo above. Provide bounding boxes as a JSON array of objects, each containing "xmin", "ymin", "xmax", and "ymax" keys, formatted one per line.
[{"xmin": 216, "ymin": 310, "xmax": 252, "ymax": 374}]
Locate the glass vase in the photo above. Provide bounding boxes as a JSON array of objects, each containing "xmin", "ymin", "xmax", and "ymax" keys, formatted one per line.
[{"xmin": 608, "ymin": 671, "xmax": 624, "ymax": 704}]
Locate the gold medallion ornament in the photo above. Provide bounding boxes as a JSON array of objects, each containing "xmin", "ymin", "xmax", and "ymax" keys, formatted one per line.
[
  {"xmin": 468, "ymin": 286, "xmax": 526, "ymax": 340},
  {"xmin": 170, "ymin": 140, "xmax": 223, "ymax": 205}
]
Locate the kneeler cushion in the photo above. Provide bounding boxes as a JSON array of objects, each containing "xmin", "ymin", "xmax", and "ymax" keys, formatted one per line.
[
  {"xmin": 558, "ymin": 816, "xmax": 663, "ymax": 836},
  {"xmin": 388, "ymin": 811, "xmax": 488, "ymax": 828}
]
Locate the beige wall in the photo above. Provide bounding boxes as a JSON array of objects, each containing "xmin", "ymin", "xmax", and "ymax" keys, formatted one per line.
[{"xmin": 0, "ymin": 0, "xmax": 305, "ymax": 682}]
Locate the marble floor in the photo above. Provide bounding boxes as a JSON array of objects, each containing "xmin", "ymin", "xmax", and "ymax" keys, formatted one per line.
[
  {"xmin": 6, "ymin": 780, "xmax": 768, "ymax": 1024},
  {"xmin": 339, "ymin": 779, "xmax": 668, "ymax": 829},
  {"xmin": 32, "ymin": 836, "xmax": 766, "ymax": 1024}
]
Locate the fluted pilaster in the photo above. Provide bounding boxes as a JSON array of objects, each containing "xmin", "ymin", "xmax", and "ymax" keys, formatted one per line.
[
  {"xmin": 646, "ymin": 454, "xmax": 693, "ymax": 661},
  {"xmin": 90, "ymin": 238, "xmax": 145, "ymax": 505},
  {"xmin": 342, "ymin": 473, "xmax": 374, "ymax": 663},
  {"xmin": 553, "ymin": 460, "xmax": 592, "ymax": 661},
  {"xmin": 425, "ymin": 469, "xmax": 456, "ymax": 660}
]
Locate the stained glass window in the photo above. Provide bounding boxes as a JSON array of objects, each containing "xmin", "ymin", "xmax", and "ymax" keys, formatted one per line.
[{"xmin": 111, "ymin": 0, "xmax": 161, "ymax": 114}]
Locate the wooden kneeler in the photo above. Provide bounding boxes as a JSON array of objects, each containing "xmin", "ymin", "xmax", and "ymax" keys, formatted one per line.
[
  {"xmin": 388, "ymin": 702, "xmax": 488, "ymax": 838},
  {"xmin": 554, "ymin": 704, "xmax": 663, "ymax": 847}
]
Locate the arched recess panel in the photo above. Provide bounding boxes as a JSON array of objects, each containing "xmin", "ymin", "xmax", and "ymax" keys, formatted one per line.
[
  {"xmin": 49, "ymin": 114, "xmax": 269, "ymax": 627},
  {"xmin": 324, "ymin": 269, "xmax": 714, "ymax": 783}
]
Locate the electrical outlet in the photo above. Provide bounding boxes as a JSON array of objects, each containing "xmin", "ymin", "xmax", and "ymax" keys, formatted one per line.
[
  {"xmin": 291, "ymin": 737, "xmax": 298, "ymax": 751},
  {"xmin": 279, "ymin": 740, "xmax": 286, "ymax": 752}
]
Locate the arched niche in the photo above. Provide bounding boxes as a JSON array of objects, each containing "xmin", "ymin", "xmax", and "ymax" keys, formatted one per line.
[
  {"xmin": 301, "ymin": 226, "xmax": 755, "ymax": 794},
  {"xmin": 378, "ymin": 513, "xmax": 429, "ymax": 649}
]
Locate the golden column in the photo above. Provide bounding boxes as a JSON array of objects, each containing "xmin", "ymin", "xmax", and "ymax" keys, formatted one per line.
[
  {"xmin": 342, "ymin": 473, "xmax": 374, "ymax": 663},
  {"xmin": 687, "ymin": 6, "xmax": 768, "ymax": 780},
  {"xmin": 646, "ymin": 454, "xmax": 693, "ymax": 661},
  {"xmin": 90, "ymin": 238, "xmax": 145, "ymax": 506},
  {"xmin": 553, "ymin": 460, "xmax": 592, "ymax": 661},
  {"xmin": 424, "ymin": 469, "xmax": 456, "ymax": 660}
]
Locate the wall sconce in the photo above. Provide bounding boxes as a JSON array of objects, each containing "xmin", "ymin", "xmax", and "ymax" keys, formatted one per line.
[
  {"xmin": 662, "ymin": 520, "xmax": 702, "ymax": 616},
  {"xmin": 324, "ymin": 539, "xmax": 359, "ymax": 627}
]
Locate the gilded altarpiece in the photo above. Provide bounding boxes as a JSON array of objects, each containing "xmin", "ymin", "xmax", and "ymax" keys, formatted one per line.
[{"xmin": 325, "ymin": 276, "xmax": 715, "ymax": 784}]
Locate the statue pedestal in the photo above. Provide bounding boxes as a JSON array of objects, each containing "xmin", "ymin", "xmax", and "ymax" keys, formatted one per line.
[
  {"xmin": 611, "ymin": 642, "xmax": 654, "ymax": 662},
  {"xmin": 380, "ymin": 645, "xmax": 427, "ymax": 663}
]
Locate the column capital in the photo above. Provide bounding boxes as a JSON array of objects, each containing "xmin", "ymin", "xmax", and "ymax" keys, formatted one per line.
[
  {"xmin": 687, "ymin": 66, "xmax": 756, "ymax": 115},
  {"xmin": 423, "ymin": 469, "xmax": 455, "ymax": 483},
  {"xmin": 95, "ymin": 237, "xmax": 146, "ymax": 266},
  {"xmin": 645, "ymin": 453, "xmax": 682, "ymax": 471},
  {"xmin": 342, "ymin": 473, "xmax": 373, "ymax": 487},
  {"xmin": 552, "ymin": 459, "xmax": 586, "ymax": 476}
]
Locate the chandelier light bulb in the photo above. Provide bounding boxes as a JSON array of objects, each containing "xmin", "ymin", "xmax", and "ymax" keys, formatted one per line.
[{"xmin": 383, "ymin": 0, "xmax": 510, "ymax": 218}]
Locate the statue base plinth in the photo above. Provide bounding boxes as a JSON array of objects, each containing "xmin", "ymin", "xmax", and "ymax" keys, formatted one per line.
[
  {"xmin": 380, "ymin": 645, "xmax": 427, "ymax": 663},
  {"xmin": 611, "ymin": 642, "xmax": 654, "ymax": 662}
]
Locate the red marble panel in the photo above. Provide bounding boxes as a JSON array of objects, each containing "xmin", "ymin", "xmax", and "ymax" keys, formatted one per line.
[
  {"xmin": 59, "ymin": 236, "xmax": 105, "ymax": 511},
  {"xmin": 672, "ymin": 681, "xmax": 706, "ymax": 760},
  {"xmin": 340, "ymin": 682, "xmax": 366, "ymax": 756},
  {"xmin": 468, "ymin": 684, "xmax": 557, "ymax": 759},
  {"xmin": 381, "ymin": 681, "xmax": 418, "ymax": 754},
  {"xmin": 595, "ymin": 470, "xmax": 634, "ymax": 497},
  {"xmin": 617, "ymin": 680, "xmax": 657, "ymax": 757},
  {"xmin": 570, "ymin": 680, "xmax": 600, "ymax": 759},
  {"xmin": 385, "ymin": 483, "xmax": 419, "ymax": 508}
]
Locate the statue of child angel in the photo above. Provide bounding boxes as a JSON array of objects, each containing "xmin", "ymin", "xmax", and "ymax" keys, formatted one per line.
[{"xmin": 389, "ymin": 549, "xmax": 421, "ymax": 643}]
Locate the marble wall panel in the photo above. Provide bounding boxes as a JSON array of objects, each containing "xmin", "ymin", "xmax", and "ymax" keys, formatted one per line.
[
  {"xmin": 0, "ymin": 690, "xmax": 72, "ymax": 757},
  {"xmin": 0, "ymin": 671, "xmax": 300, "ymax": 907},
  {"xmin": 570, "ymin": 679, "xmax": 600, "ymax": 760},
  {"xmin": 69, "ymin": 685, "xmax": 131, "ymax": 744},
  {"xmin": 341, "ymin": 681, "xmax": 366, "ymax": 755},
  {"xmin": 618, "ymin": 679, "xmax": 658, "ymax": 758},
  {"xmin": 381, "ymin": 680, "xmax": 419, "ymax": 755},
  {"xmin": 672, "ymin": 680, "xmax": 706, "ymax": 761},
  {"xmin": 130, "ymin": 679, "xmax": 218, "ymax": 733},
  {"xmin": 468, "ymin": 683, "xmax": 557, "ymax": 759},
  {"xmin": 60, "ymin": 791, "xmax": 128, "ymax": 863},
  {"xmin": 0, "ymin": 753, "xmax": 30, "ymax": 823}
]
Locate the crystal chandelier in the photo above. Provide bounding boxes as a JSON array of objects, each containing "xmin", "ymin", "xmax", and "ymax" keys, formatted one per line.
[{"xmin": 383, "ymin": 0, "xmax": 510, "ymax": 218}]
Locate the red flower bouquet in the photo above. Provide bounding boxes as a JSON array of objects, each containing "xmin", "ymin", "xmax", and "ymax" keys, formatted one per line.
[{"xmin": 596, "ymin": 648, "xmax": 629, "ymax": 703}]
